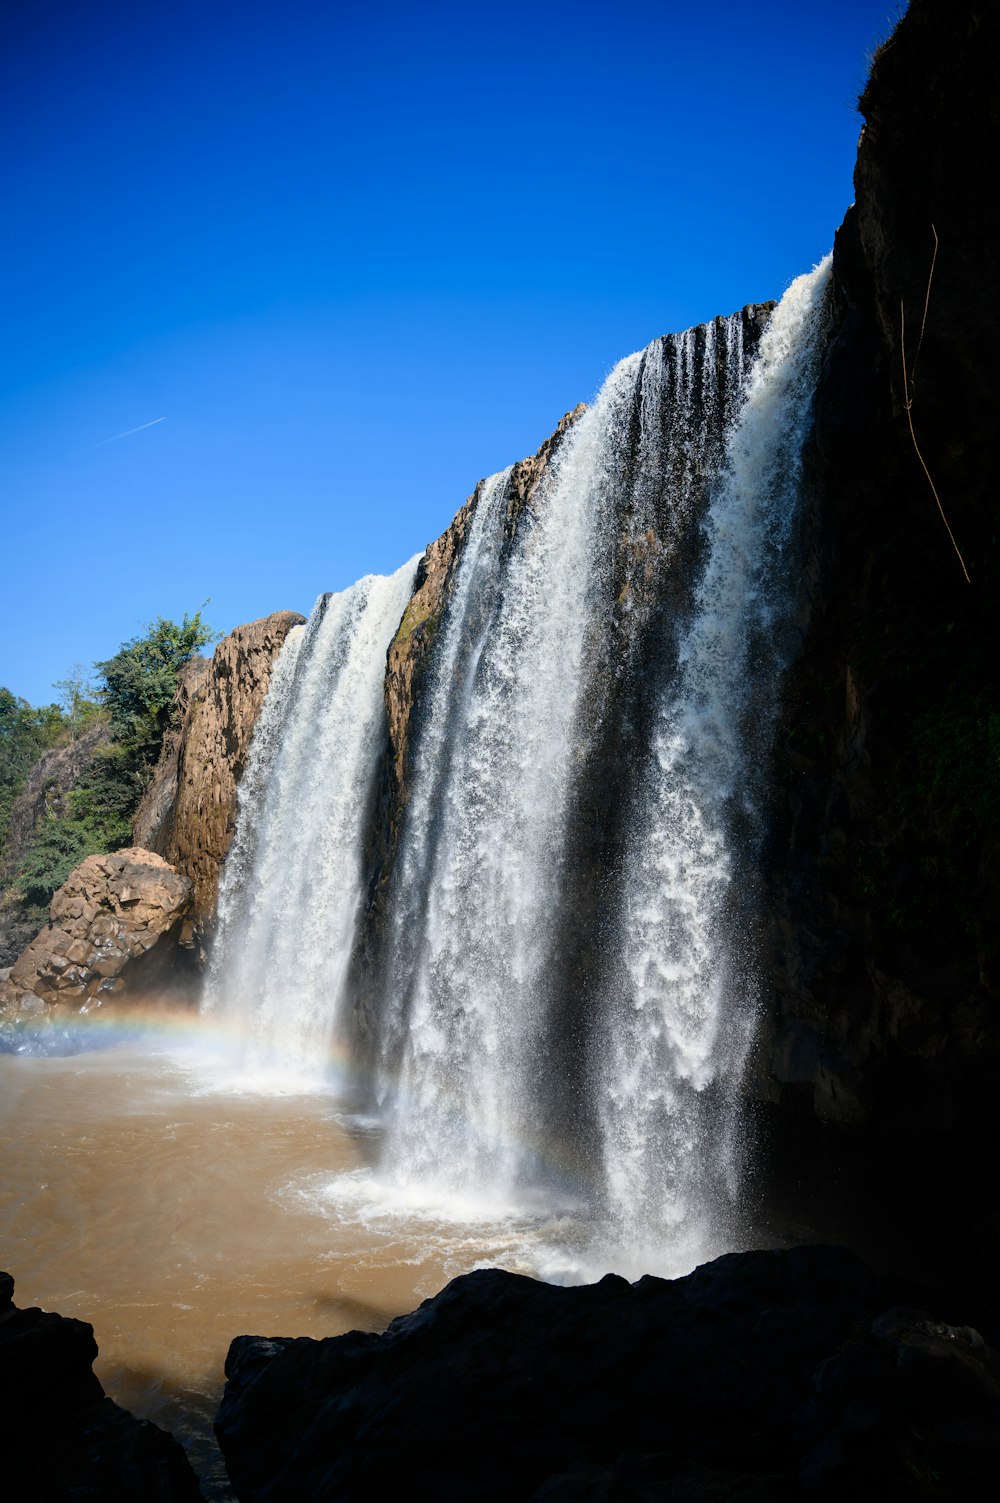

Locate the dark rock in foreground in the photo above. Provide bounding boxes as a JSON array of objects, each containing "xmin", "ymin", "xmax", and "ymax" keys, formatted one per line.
[
  {"xmin": 0, "ymin": 1271, "xmax": 203, "ymax": 1502},
  {"xmin": 215, "ymin": 1244, "xmax": 999, "ymax": 1502}
]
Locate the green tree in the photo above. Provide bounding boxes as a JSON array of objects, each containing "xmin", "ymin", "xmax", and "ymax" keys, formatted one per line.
[
  {"xmin": 95, "ymin": 610, "xmax": 215, "ymax": 779},
  {"xmin": 53, "ymin": 663, "xmax": 102, "ymax": 742}
]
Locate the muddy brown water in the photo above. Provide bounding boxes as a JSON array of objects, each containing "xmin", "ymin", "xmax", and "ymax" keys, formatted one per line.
[{"xmin": 0, "ymin": 1035, "xmax": 556, "ymax": 1498}]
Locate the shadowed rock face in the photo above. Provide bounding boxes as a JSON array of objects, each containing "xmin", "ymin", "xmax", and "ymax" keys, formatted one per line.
[
  {"xmin": 755, "ymin": 0, "xmax": 1000, "ymax": 1285},
  {"xmin": 215, "ymin": 1244, "xmax": 1000, "ymax": 1503},
  {"xmin": 0, "ymin": 1271, "xmax": 203, "ymax": 1502},
  {"xmin": 0, "ymin": 848, "xmax": 193, "ymax": 1017},
  {"xmin": 134, "ymin": 610, "xmax": 305, "ymax": 953}
]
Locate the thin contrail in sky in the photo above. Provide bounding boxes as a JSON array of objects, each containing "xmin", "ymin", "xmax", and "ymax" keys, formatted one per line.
[{"xmin": 96, "ymin": 416, "xmax": 166, "ymax": 446}]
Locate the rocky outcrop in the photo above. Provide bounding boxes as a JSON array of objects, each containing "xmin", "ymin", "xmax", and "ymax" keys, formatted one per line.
[
  {"xmin": 1, "ymin": 721, "xmax": 110, "ymax": 882},
  {"xmin": 0, "ymin": 848, "xmax": 192, "ymax": 1016},
  {"xmin": 133, "ymin": 656, "xmax": 212, "ymax": 856},
  {"xmin": 0, "ymin": 1271, "xmax": 202, "ymax": 1501},
  {"xmin": 215, "ymin": 1244, "xmax": 999, "ymax": 1502},
  {"xmin": 755, "ymin": 0, "xmax": 1000, "ymax": 1273},
  {"xmin": 135, "ymin": 611, "xmax": 304, "ymax": 949}
]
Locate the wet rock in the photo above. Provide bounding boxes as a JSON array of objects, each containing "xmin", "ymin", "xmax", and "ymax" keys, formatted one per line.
[
  {"xmin": 215, "ymin": 1244, "xmax": 996, "ymax": 1503},
  {"xmin": 0, "ymin": 1270, "xmax": 203, "ymax": 1501},
  {"xmin": 0, "ymin": 848, "xmax": 192, "ymax": 1015}
]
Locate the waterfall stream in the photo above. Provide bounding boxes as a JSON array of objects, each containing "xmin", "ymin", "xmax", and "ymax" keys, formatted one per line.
[
  {"xmin": 204, "ymin": 558, "xmax": 418, "ymax": 1085},
  {"xmin": 207, "ymin": 259, "xmax": 832, "ymax": 1271},
  {"xmin": 598, "ymin": 259, "xmax": 833, "ymax": 1268}
]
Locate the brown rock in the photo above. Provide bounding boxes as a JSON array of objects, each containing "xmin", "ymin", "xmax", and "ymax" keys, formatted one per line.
[
  {"xmin": 133, "ymin": 611, "xmax": 305, "ymax": 946},
  {"xmin": 1, "ymin": 848, "xmax": 193, "ymax": 1014},
  {"xmin": 132, "ymin": 655, "xmax": 212, "ymax": 853}
]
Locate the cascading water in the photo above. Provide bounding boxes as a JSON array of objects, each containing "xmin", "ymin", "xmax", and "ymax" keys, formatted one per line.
[
  {"xmin": 375, "ymin": 261, "xmax": 832, "ymax": 1263},
  {"xmin": 378, "ymin": 359, "xmax": 654, "ymax": 1203},
  {"xmin": 206, "ymin": 257, "xmax": 832, "ymax": 1275},
  {"xmin": 204, "ymin": 558, "xmax": 417, "ymax": 1086},
  {"xmin": 597, "ymin": 258, "xmax": 833, "ymax": 1270},
  {"xmin": 376, "ymin": 310, "xmax": 758, "ymax": 1210}
]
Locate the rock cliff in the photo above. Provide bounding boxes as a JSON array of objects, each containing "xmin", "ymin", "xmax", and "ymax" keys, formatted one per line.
[
  {"xmin": 0, "ymin": 720, "xmax": 110, "ymax": 968},
  {"xmin": 134, "ymin": 610, "xmax": 304, "ymax": 952},
  {"xmin": 755, "ymin": 0, "xmax": 1000, "ymax": 1279}
]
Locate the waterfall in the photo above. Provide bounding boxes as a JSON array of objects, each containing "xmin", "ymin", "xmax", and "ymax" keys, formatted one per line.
[
  {"xmin": 378, "ymin": 359, "xmax": 647, "ymax": 1202},
  {"xmin": 204, "ymin": 558, "xmax": 418, "ymax": 1086},
  {"xmin": 376, "ymin": 308, "xmax": 758, "ymax": 1208},
  {"xmin": 597, "ymin": 258, "xmax": 833, "ymax": 1268},
  {"xmin": 376, "ymin": 262, "xmax": 831, "ymax": 1254},
  {"xmin": 203, "ymin": 255, "xmax": 833, "ymax": 1273}
]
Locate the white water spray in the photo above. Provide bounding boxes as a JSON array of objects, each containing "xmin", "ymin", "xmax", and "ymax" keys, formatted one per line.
[
  {"xmin": 204, "ymin": 559, "xmax": 418, "ymax": 1086},
  {"xmin": 597, "ymin": 258, "xmax": 833, "ymax": 1270}
]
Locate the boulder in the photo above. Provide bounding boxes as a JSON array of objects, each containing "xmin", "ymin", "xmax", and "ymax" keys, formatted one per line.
[
  {"xmin": 0, "ymin": 1271, "xmax": 202, "ymax": 1501},
  {"xmin": 214, "ymin": 1244, "xmax": 999, "ymax": 1502},
  {"xmin": 0, "ymin": 848, "xmax": 192, "ymax": 1014}
]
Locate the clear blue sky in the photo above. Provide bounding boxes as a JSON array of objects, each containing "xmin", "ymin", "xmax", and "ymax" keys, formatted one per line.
[{"xmin": 1, "ymin": 0, "xmax": 900, "ymax": 705}]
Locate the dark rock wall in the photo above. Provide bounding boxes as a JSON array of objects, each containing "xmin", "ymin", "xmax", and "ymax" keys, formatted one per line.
[
  {"xmin": 0, "ymin": 1271, "xmax": 202, "ymax": 1501},
  {"xmin": 216, "ymin": 1245, "xmax": 1000, "ymax": 1503},
  {"xmin": 757, "ymin": 0, "xmax": 1000, "ymax": 1276}
]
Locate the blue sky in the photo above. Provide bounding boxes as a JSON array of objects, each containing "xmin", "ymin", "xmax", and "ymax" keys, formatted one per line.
[{"xmin": 1, "ymin": 0, "xmax": 900, "ymax": 704}]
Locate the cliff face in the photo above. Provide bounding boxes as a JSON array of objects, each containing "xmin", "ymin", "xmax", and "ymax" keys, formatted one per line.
[
  {"xmin": 757, "ymin": 0, "xmax": 1000, "ymax": 1263},
  {"xmin": 134, "ymin": 610, "xmax": 304, "ymax": 953},
  {"xmin": 0, "ymin": 721, "xmax": 111, "ymax": 968}
]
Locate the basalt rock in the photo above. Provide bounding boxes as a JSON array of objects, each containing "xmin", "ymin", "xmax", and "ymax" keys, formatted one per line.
[
  {"xmin": 0, "ymin": 1271, "xmax": 203, "ymax": 1501},
  {"xmin": 215, "ymin": 1244, "xmax": 999, "ymax": 1503},
  {"xmin": 134, "ymin": 611, "xmax": 305, "ymax": 952},
  {"xmin": 0, "ymin": 848, "xmax": 192, "ymax": 1017}
]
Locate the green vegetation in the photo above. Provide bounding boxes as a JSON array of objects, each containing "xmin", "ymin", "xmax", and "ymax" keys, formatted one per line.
[
  {"xmin": 0, "ymin": 690, "xmax": 65, "ymax": 851},
  {"xmin": 1, "ymin": 610, "xmax": 216, "ymax": 918}
]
